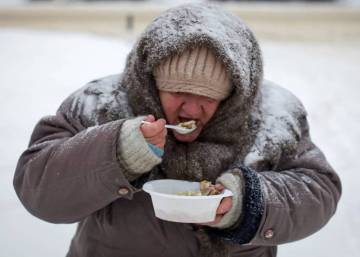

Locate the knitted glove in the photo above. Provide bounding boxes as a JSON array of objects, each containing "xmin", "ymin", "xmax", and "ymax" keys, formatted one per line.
[
  {"xmin": 117, "ymin": 117, "xmax": 162, "ymax": 181},
  {"xmin": 209, "ymin": 171, "xmax": 245, "ymax": 229}
]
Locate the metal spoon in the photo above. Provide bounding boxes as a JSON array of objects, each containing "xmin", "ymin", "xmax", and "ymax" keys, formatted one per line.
[{"xmin": 141, "ymin": 120, "xmax": 196, "ymax": 134}]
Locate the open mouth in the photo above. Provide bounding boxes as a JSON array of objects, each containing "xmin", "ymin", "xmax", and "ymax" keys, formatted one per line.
[{"xmin": 173, "ymin": 117, "xmax": 200, "ymax": 136}]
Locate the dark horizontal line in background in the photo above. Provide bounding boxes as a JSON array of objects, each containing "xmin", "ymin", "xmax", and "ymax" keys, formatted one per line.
[{"xmin": 0, "ymin": 2, "xmax": 359, "ymax": 42}]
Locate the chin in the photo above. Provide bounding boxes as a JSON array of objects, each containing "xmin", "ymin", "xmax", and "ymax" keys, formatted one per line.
[{"xmin": 173, "ymin": 129, "xmax": 201, "ymax": 142}]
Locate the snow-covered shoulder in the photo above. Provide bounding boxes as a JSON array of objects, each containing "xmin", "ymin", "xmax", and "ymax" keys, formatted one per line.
[
  {"xmin": 58, "ymin": 74, "xmax": 132, "ymax": 127},
  {"xmin": 260, "ymin": 80, "xmax": 306, "ymax": 129},
  {"xmin": 245, "ymin": 80, "xmax": 307, "ymax": 169}
]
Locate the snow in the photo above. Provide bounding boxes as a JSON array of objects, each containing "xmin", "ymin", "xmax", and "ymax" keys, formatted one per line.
[
  {"xmin": 0, "ymin": 28, "xmax": 359, "ymax": 257},
  {"xmin": 70, "ymin": 74, "xmax": 125, "ymax": 125},
  {"xmin": 245, "ymin": 82, "xmax": 304, "ymax": 166},
  {"xmin": 0, "ymin": 28, "xmax": 131, "ymax": 257},
  {"xmin": 142, "ymin": 3, "xmax": 263, "ymax": 103},
  {"xmin": 261, "ymin": 40, "xmax": 360, "ymax": 256}
]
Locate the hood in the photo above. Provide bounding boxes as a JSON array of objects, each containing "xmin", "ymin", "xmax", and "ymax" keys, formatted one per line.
[
  {"xmin": 120, "ymin": 3, "xmax": 263, "ymax": 180},
  {"xmin": 121, "ymin": 3, "xmax": 263, "ymax": 128}
]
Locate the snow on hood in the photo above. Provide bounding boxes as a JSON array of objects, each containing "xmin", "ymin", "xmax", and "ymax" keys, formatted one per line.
[{"xmin": 121, "ymin": 3, "xmax": 263, "ymax": 127}]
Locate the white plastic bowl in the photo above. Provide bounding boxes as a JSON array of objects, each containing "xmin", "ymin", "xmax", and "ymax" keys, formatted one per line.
[{"xmin": 142, "ymin": 179, "xmax": 233, "ymax": 223}]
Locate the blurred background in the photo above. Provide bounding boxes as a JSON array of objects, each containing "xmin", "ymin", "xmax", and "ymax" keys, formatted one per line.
[
  {"xmin": 1, "ymin": 0, "xmax": 360, "ymax": 41},
  {"xmin": 0, "ymin": 0, "xmax": 359, "ymax": 257}
]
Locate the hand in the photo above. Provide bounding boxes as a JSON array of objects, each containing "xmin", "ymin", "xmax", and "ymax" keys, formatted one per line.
[
  {"xmin": 197, "ymin": 184, "xmax": 233, "ymax": 226},
  {"xmin": 140, "ymin": 115, "xmax": 167, "ymax": 149}
]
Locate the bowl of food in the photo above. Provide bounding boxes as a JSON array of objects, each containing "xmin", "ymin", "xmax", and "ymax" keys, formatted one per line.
[{"xmin": 142, "ymin": 179, "xmax": 233, "ymax": 223}]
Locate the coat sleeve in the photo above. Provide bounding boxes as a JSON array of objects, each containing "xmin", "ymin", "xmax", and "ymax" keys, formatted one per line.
[
  {"xmin": 13, "ymin": 91, "xmax": 144, "ymax": 224},
  {"xmin": 207, "ymin": 116, "xmax": 342, "ymax": 246}
]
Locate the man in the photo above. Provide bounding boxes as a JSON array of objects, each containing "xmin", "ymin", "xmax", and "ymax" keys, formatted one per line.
[{"xmin": 14, "ymin": 3, "xmax": 341, "ymax": 257}]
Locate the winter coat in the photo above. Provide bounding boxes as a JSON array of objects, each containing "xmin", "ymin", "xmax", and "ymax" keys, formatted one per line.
[{"xmin": 14, "ymin": 4, "xmax": 341, "ymax": 257}]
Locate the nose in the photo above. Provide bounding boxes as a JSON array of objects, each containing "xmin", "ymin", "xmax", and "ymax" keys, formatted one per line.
[{"xmin": 181, "ymin": 96, "xmax": 202, "ymax": 117}]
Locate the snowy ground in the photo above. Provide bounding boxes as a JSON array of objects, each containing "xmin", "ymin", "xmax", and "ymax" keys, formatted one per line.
[{"xmin": 0, "ymin": 28, "xmax": 359, "ymax": 257}]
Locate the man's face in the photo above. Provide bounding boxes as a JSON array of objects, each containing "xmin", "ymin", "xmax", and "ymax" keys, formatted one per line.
[{"xmin": 159, "ymin": 91, "xmax": 220, "ymax": 142}]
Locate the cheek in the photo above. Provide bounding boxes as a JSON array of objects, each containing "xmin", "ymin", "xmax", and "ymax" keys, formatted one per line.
[
  {"xmin": 203, "ymin": 102, "xmax": 220, "ymax": 122},
  {"xmin": 162, "ymin": 98, "xmax": 182, "ymax": 121},
  {"xmin": 164, "ymin": 106, "xmax": 176, "ymax": 120}
]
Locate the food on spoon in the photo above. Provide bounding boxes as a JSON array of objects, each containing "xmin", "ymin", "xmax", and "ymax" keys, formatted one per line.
[
  {"xmin": 176, "ymin": 180, "xmax": 221, "ymax": 196},
  {"xmin": 178, "ymin": 120, "xmax": 197, "ymax": 130}
]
